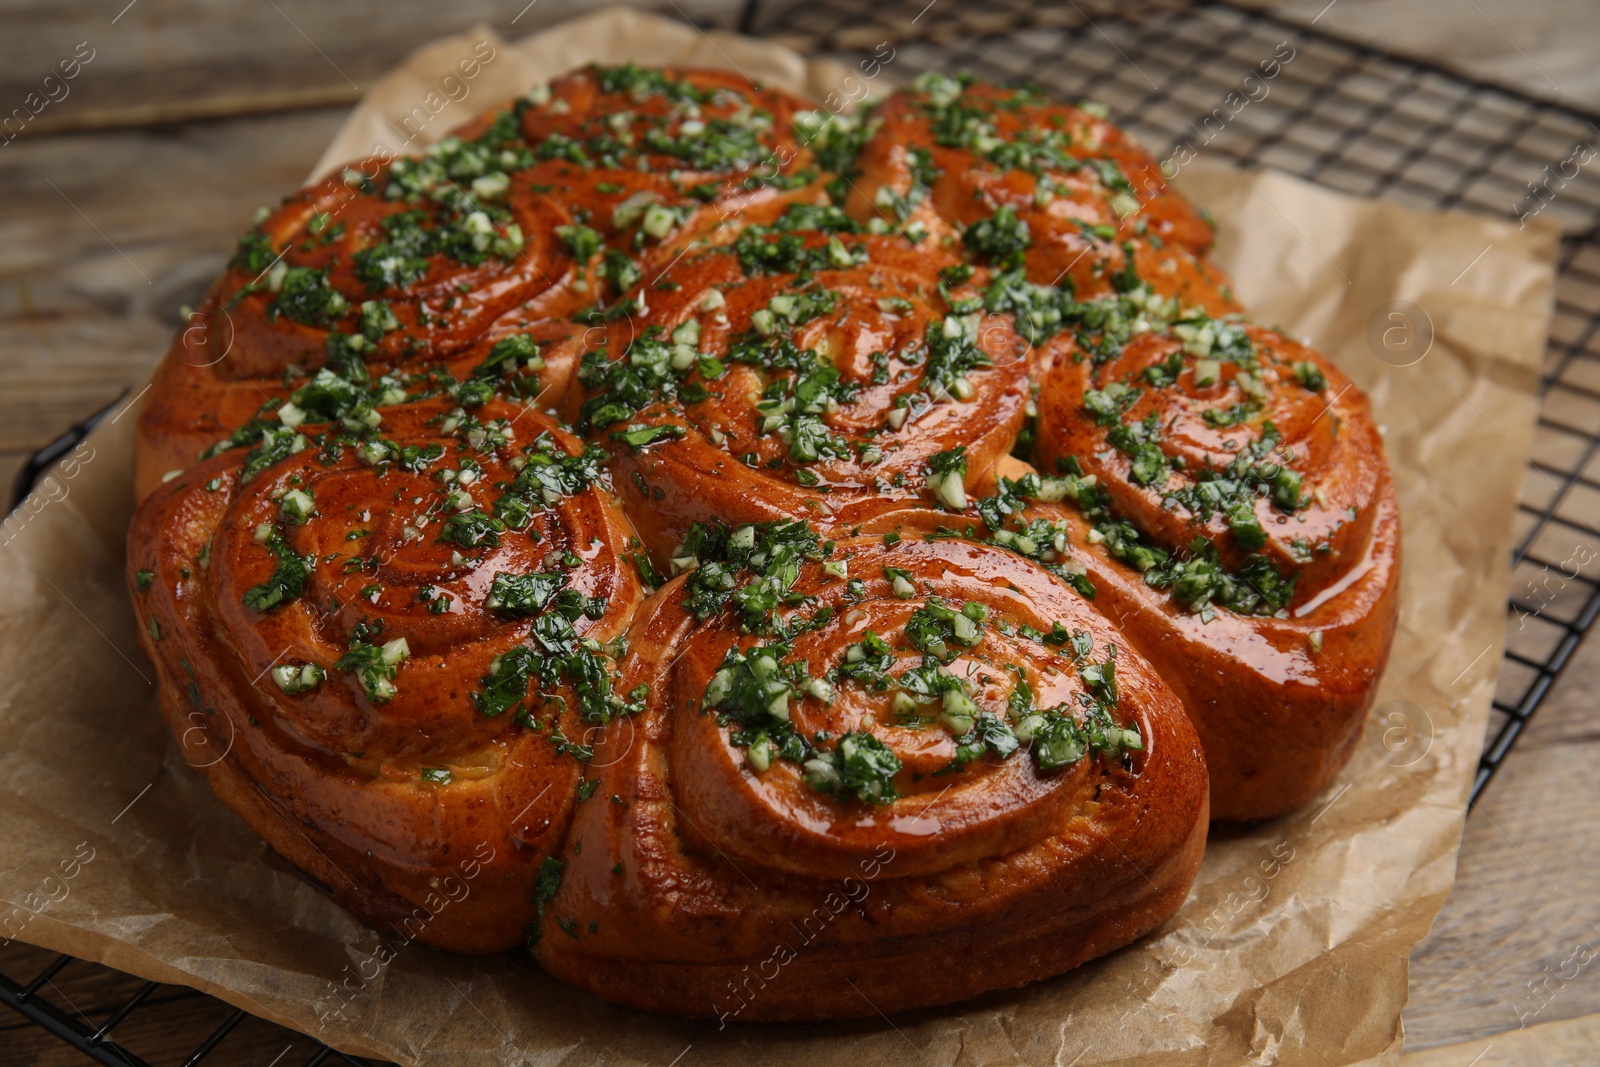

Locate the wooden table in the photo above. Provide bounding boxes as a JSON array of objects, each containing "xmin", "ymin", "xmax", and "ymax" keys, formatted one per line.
[{"xmin": 3, "ymin": 0, "xmax": 1598, "ymax": 1062}]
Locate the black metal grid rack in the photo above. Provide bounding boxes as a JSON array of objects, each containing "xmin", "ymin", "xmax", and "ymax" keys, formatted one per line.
[
  {"xmin": 8, "ymin": 0, "xmax": 1600, "ymax": 1060},
  {"xmin": 0, "ymin": 947, "xmax": 376, "ymax": 1067}
]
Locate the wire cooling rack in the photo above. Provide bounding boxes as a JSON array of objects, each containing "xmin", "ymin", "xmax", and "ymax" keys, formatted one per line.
[{"xmin": 7, "ymin": 0, "xmax": 1600, "ymax": 1061}]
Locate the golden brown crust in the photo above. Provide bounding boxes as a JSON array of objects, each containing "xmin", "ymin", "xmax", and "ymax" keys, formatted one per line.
[
  {"xmin": 134, "ymin": 306, "xmax": 587, "ymax": 500},
  {"xmin": 135, "ymin": 64, "xmax": 822, "ymax": 500},
  {"xmin": 125, "ymin": 64, "xmax": 1397, "ymax": 1016},
  {"xmin": 1034, "ymin": 324, "xmax": 1386, "ymax": 595},
  {"xmin": 534, "ymin": 538, "xmax": 1208, "ymax": 1020},
  {"xmin": 514, "ymin": 65, "xmax": 823, "ymax": 231},
  {"xmin": 570, "ymin": 231, "xmax": 1031, "ymax": 563},
  {"xmin": 129, "ymin": 398, "xmax": 644, "ymax": 952},
  {"xmin": 860, "ymin": 457, "xmax": 1399, "ymax": 821},
  {"xmin": 1026, "ymin": 319, "xmax": 1400, "ymax": 819},
  {"xmin": 845, "ymin": 79, "xmax": 1239, "ymax": 314}
]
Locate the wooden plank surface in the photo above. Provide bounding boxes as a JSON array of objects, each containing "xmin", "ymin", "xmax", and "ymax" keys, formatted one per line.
[
  {"xmin": 1403, "ymin": 615, "xmax": 1600, "ymax": 1048},
  {"xmin": 3, "ymin": 1, "xmax": 1599, "ymax": 1064},
  {"xmin": 0, "ymin": 107, "xmax": 348, "ymax": 456},
  {"xmin": 0, "ymin": 0, "xmax": 738, "ymax": 136},
  {"xmin": 1400, "ymin": 1011, "xmax": 1600, "ymax": 1067},
  {"xmin": 0, "ymin": 86, "xmax": 360, "ymax": 1067}
]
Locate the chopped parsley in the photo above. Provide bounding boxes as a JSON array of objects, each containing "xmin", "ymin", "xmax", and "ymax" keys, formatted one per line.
[
  {"xmin": 269, "ymin": 267, "xmax": 347, "ymax": 326},
  {"xmin": 1291, "ymin": 359, "xmax": 1327, "ymax": 391},
  {"xmin": 611, "ymin": 423, "xmax": 686, "ymax": 449},
  {"xmin": 803, "ymin": 732, "xmax": 903, "ymax": 805},
  {"xmin": 242, "ymin": 529, "xmax": 314, "ymax": 613},
  {"xmin": 473, "ymin": 590, "xmax": 633, "ymax": 725},
  {"xmin": 903, "ymin": 600, "xmax": 988, "ymax": 662},
  {"xmin": 1145, "ymin": 538, "xmax": 1297, "ymax": 619},
  {"xmin": 437, "ymin": 509, "xmax": 505, "ymax": 550},
  {"xmin": 963, "ymin": 205, "xmax": 1031, "ymax": 270},
  {"xmin": 336, "ymin": 631, "xmax": 410, "ymax": 704},
  {"xmin": 678, "ymin": 521, "xmax": 823, "ymax": 633},
  {"xmin": 485, "ymin": 571, "xmax": 569, "ymax": 616},
  {"xmin": 732, "ymin": 230, "xmax": 863, "ymax": 277},
  {"xmin": 1106, "ymin": 412, "xmax": 1169, "ymax": 487},
  {"xmin": 528, "ymin": 855, "xmax": 564, "ymax": 946}
]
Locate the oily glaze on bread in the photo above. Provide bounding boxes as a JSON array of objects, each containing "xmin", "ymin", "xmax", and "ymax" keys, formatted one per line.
[
  {"xmin": 134, "ymin": 64, "xmax": 826, "ymax": 500},
  {"xmin": 127, "ymin": 64, "xmax": 1396, "ymax": 1018},
  {"xmin": 571, "ymin": 226, "xmax": 1031, "ymax": 560},
  {"xmin": 537, "ymin": 537, "xmax": 1207, "ymax": 1020},
  {"xmin": 130, "ymin": 399, "xmax": 644, "ymax": 953},
  {"xmin": 859, "ymin": 453, "xmax": 1399, "ymax": 821},
  {"xmin": 1029, "ymin": 322, "xmax": 1399, "ymax": 819}
]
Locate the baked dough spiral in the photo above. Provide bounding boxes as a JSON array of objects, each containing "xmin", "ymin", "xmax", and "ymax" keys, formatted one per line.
[
  {"xmin": 572, "ymin": 222, "xmax": 1030, "ymax": 561},
  {"xmin": 844, "ymin": 74, "xmax": 1238, "ymax": 318},
  {"xmin": 535, "ymin": 533, "xmax": 1206, "ymax": 1019},
  {"xmin": 1030, "ymin": 321, "xmax": 1399, "ymax": 818},
  {"xmin": 847, "ymin": 74, "xmax": 1399, "ymax": 820},
  {"xmin": 136, "ymin": 64, "xmax": 822, "ymax": 498},
  {"xmin": 126, "ymin": 63, "xmax": 1398, "ymax": 1016},
  {"xmin": 129, "ymin": 397, "xmax": 643, "ymax": 953}
]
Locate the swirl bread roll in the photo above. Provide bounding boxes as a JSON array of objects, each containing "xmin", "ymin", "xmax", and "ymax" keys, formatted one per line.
[
  {"xmin": 128, "ymin": 398, "xmax": 645, "ymax": 952},
  {"xmin": 843, "ymin": 73, "xmax": 1239, "ymax": 321},
  {"xmin": 533, "ymin": 528, "xmax": 1208, "ymax": 1019},
  {"xmin": 137, "ymin": 64, "xmax": 823, "ymax": 500},
  {"xmin": 571, "ymin": 213, "xmax": 1031, "ymax": 562},
  {"xmin": 137, "ymin": 132, "xmax": 588, "ymax": 498},
  {"xmin": 511, "ymin": 64, "xmax": 826, "ymax": 245},
  {"xmin": 1029, "ymin": 318, "xmax": 1398, "ymax": 819}
]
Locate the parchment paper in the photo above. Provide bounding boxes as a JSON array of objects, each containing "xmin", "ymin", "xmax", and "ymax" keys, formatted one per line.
[{"xmin": 0, "ymin": 8, "xmax": 1562, "ymax": 1065}]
